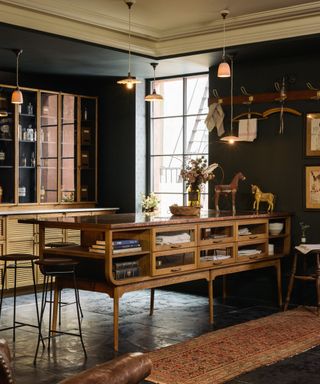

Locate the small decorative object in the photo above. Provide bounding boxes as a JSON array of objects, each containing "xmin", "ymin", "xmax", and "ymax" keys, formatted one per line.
[
  {"xmin": 299, "ymin": 221, "xmax": 310, "ymax": 243},
  {"xmin": 214, "ymin": 172, "xmax": 246, "ymax": 213},
  {"xmin": 141, "ymin": 192, "xmax": 160, "ymax": 213},
  {"xmin": 180, "ymin": 157, "xmax": 218, "ymax": 207},
  {"xmin": 251, "ymin": 184, "xmax": 275, "ymax": 212},
  {"xmin": 27, "ymin": 102, "xmax": 33, "ymax": 115},
  {"xmin": 306, "ymin": 113, "xmax": 320, "ymax": 157},
  {"xmin": 169, "ymin": 204, "xmax": 200, "ymax": 216},
  {"xmin": 0, "ymin": 149, "xmax": 5, "ymax": 161}
]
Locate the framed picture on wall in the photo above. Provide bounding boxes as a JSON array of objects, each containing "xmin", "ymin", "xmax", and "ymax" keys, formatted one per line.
[
  {"xmin": 305, "ymin": 165, "xmax": 320, "ymax": 209},
  {"xmin": 306, "ymin": 113, "xmax": 320, "ymax": 156}
]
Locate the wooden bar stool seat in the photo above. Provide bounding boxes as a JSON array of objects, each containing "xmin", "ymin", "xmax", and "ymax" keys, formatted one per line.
[
  {"xmin": 34, "ymin": 257, "xmax": 86, "ymax": 363},
  {"xmin": 0, "ymin": 253, "xmax": 42, "ymax": 342}
]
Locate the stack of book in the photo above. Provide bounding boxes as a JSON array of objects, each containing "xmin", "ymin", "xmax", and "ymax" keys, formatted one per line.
[
  {"xmin": 113, "ymin": 260, "xmax": 140, "ymax": 280},
  {"xmin": 89, "ymin": 239, "xmax": 142, "ymax": 254}
]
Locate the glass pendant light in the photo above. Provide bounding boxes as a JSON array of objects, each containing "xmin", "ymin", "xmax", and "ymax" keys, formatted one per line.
[
  {"xmin": 117, "ymin": 1, "xmax": 141, "ymax": 89},
  {"xmin": 11, "ymin": 49, "xmax": 23, "ymax": 104},
  {"xmin": 220, "ymin": 57, "xmax": 239, "ymax": 144},
  {"xmin": 145, "ymin": 63, "xmax": 163, "ymax": 102},
  {"xmin": 217, "ymin": 10, "xmax": 231, "ymax": 78}
]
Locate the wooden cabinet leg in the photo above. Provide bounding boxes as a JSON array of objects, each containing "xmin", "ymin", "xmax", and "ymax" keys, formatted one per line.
[
  {"xmin": 284, "ymin": 253, "xmax": 298, "ymax": 311},
  {"xmin": 149, "ymin": 288, "xmax": 155, "ymax": 316},
  {"xmin": 208, "ymin": 279, "xmax": 214, "ymax": 324},
  {"xmin": 113, "ymin": 290, "xmax": 119, "ymax": 351},
  {"xmin": 275, "ymin": 260, "xmax": 283, "ymax": 307},
  {"xmin": 316, "ymin": 253, "xmax": 320, "ymax": 316}
]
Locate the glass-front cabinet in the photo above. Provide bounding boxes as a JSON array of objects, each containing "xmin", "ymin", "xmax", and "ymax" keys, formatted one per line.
[
  {"xmin": 0, "ymin": 85, "xmax": 97, "ymax": 206},
  {"xmin": 0, "ymin": 87, "xmax": 15, "ymax": 204}
]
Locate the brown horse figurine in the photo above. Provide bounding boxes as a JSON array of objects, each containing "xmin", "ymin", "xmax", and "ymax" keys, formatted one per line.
[{"xmin": 214, "ymin": 172, "xmax": 246, "ymax": 212}]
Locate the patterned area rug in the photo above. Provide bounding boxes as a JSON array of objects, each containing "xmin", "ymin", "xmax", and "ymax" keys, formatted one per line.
[{"xmin": 147, "ymin": 307, "xmax": 320, "ymax": 384}]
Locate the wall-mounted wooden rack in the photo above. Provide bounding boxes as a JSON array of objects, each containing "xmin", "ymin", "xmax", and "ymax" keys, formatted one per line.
[{"xmin": 208, "ymin": 89, "xmax": 320, "ymax": 106}]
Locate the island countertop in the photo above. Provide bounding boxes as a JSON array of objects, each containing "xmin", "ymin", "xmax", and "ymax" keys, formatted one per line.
[{"xmin": 19, "ymin": 210, "xmax": 292, "ymax": 230}]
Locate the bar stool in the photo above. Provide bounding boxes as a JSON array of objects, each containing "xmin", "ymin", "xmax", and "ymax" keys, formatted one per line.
[
  {"xmin": 45, "ymin": 241, "xmax": 83, "ymax": 323},
  {"xmin": 34, "ymin": 257, "xmax": 86, "ymax": 363},
  {"xmin": 0, "ymin": 253, "xmax": 42, "ymax": 342},
  {"xmin": 284, "ymin": 249, "xmax": 320, "ymax": 314}
]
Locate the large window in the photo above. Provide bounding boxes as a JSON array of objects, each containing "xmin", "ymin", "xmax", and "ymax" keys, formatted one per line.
[{"xmin": 148, "ymin": 74, "xmax": 209, "ymax": 213}]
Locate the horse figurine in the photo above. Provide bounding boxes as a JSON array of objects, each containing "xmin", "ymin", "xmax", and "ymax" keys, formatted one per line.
[
  {"xmin": 251, "ymin": 184, "xmax": 275, "ymax": 212},
  {"xmin": 214, "ymin": 172, "xmax": 246, "ymax": 212}
]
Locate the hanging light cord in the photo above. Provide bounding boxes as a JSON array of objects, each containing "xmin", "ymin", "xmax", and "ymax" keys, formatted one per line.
[
  {"xmin": 230, "ymin": 58, "xmax": 234, "ymax": 135},
  {"xmin": 127, "ymin": 2, "xmax": 132, "ymax": 75},
  {"xmin": 222, "ymin": 15, "xmax": 226, "ymax": 60},
  {"xmin": 16, "ymin": 50, "xmax": 22, "ymax": 88}
]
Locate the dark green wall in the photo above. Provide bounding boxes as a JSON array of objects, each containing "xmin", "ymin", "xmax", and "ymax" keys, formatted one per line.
[{"xmin": 209, "ymin": 54, "xmax": 320, "ymax": 245}]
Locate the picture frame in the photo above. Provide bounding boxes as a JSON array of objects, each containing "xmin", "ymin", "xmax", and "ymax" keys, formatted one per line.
[
  {"xmin": 306, "ymin": 113, "xmax": 320, "ymax": 156},
  {"xmin": 305, "ymin": 165, "xmax": 320, "ymax": 209}
]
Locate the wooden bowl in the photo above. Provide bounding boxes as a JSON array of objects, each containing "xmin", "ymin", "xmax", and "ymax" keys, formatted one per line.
[{"xmin": 169, "ymin": 205, "xmax": 200, "ymax": 216}]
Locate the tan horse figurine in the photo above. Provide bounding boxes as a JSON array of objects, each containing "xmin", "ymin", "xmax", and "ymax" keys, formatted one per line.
[
  {"xmin": 251, "ymin": 184, "xmax": 275, "ymax": 212},
  {"xmin": 214, "ymin": 172, "xmax": 246, "ymax": 212}
]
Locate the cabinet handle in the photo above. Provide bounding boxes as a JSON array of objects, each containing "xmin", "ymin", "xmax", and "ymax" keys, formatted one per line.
[
  {"xmin": 249, "ymin": 255, "xmax": 258, "ymax": 259},
  {"xmin": 170, "ymin": 244, "xmax": 182, "ymax": 249},
  {"xmin": 212, "ymin": 239, "xmax": 222, "ymax": 243},
  {"xmin": 212, "ymin": 261, "xmax": 222, "ymax": 265},
  {"xmin": 170, "ymin": 267, "xmax": 182, "ymax": 272},
  {"xmin": 249, "ymin": 235, "xmax": 258, "ymax": 239}
]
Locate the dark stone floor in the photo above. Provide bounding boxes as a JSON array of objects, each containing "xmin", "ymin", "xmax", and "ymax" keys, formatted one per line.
[{"xmin": 0, "ymin": 287, "xmax": 319, "ymax": 383}]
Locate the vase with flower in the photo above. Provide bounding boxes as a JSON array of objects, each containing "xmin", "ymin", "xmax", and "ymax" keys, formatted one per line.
[
  {"xmin": 141, "ymin": 192, "xmax": 160, "ymax": 214},
  {"xmin": 180, "ymin": 157, "xmax": 219, "ymax": 207}
]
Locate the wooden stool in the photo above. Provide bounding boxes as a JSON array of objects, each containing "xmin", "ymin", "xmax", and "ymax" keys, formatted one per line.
[
  {"xmin": 0, "ymin": 254, "xmax": 42, "ymax": 342},
  {"xmin": 34, "ymin": 258, "xmax": 86, "ymax": 363},
  {"xmin": 284, "ymin": 249, "xmax": 320, "ymax": 314}
]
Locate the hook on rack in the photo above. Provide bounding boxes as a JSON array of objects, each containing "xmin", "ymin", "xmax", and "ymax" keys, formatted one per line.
[
  {"xmin": 212, "ymin": 89, "xmax": 223, "ymax": 104},
  {"xmin": 306, "ymin": 82, "xmax": 320, "ymax": 100},
  {"xmin": 240, "ymin": 86, "xmax": 254, "ymax": 105}
]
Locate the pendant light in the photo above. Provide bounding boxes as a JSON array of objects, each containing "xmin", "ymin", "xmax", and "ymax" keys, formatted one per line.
[
  {"xmin": 145, "ymin": 63, "xmax": 163, "ymax": 102},
  {"xmin": 220, "ymin": 57, "xmax": 239, "ymax": 144},
  {"xmin": 117, "ymin": 0, "xmax": 141, "ymax": 89},
  {"xmin": 217, "ymin": 10, "xmax": 231, "ymax": 78},
  {"xmin": 11, "ymin": 49, "xmax": 23, "ymax": 104}
]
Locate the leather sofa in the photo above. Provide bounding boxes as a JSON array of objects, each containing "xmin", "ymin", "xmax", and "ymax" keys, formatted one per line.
[{"xmin": 0, "ymin": 339, "xmax": 152, "ymax": 384}]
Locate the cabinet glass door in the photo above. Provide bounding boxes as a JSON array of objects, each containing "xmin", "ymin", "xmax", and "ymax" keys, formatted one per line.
[
  {"xmin": 40, "ymin": 92, "xmax": 58, "ymax": 203},
  {"xmin": 18, "ymin": 90, "xmax": 37, "ymax": 203},
  {"xmin": 0, "ymin": 87, "xmax": 15, "ymax": 203},
  {"xmin": 80, "ymin": 97, "xmax": 96, "ymax": 202},
  {"xmin": 61, "ymin": 94, "xmax": 77, "ymax": 203}
]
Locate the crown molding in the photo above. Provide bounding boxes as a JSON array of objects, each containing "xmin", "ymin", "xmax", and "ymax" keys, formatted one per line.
[{"xmin": 0, "ymin": 0, "xmax": 320, "ymax": 58}]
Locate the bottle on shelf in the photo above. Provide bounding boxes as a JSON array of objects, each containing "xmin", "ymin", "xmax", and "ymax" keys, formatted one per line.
[
  {"xmin": 18, "ymin": 186, "xmax": 26, "ymax": 197},
  {"xmin": 21, "ymin": 153, "xmax": 27, "ymax": 167},
  {"xmin": 22, "ymin": 127, "xmax": 27, "ymax": 141},
  {"xmin": 84, "ymin": 107, "xmax": 88, "ymax": 121},
  {"xmin": 27, "ymin": 102, "xmax": 33, "ymax": 115},
  {"xmin": 40, "ymin": 186, "xmax": 45, "ymax": 202},
  {"xmin": 27, "ymin": 125, "xmax": 34, "ymax": 141},
  {"xmin": 31, "ymin": 152, "xmax": 35, "ymax": 167},
  {"xmin": 0, "ymin": 149, "xmax": 5, "ymax": 161}
]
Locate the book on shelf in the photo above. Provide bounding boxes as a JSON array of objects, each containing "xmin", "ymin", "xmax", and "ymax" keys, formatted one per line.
[
  {"xmin": 89, "ymin": 247, "xmax": 105, "ymax": 254},
  {"xmin": 113, "ymin": 267, "xmax": 140, "ymax": 280},
  {"xmin": 89, "ymin": 246, "xmax": 142, "ymax": 254},
  {"xmin": 96, "ymin": 239, "xmax": 140, "ymax": 246},
  {"xmin": 113, "ymin": 260, "xmax": 139, "ymax": 270},
  {"xmin": 91, "ymin": 243, "xmax": 141, "ymax": 250}
]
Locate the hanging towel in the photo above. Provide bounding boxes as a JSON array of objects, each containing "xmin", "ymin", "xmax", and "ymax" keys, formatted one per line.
[
  {"xmin": 238, "ymin": 118, "xmax": 257, "ymax": 141},
  {"xmin": 205, "ymin": 103, "xmax": 225, "ymax": 136}
]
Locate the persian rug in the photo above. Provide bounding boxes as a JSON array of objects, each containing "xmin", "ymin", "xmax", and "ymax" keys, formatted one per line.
[{"xmin": 147, "ymin": 307, "xmax": 320, "ymax": 384}]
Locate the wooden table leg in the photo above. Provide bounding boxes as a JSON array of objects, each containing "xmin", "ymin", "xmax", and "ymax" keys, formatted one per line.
[
  {"xmin": 316, "ymin": 253, "xmax": 320, "ymax": 316},
  {"xmin": 284, "ymin": 253, "xmax": 298, "ymax": 311},
  {"xmin": 208, "ymin": 279, "xmax": 214, "ymax": 324},
  {"xmin": 113, "ymin": 289, "xmax": 119, "ymax": 351},
  {"xmin": 275, "ymin": 260, "xmax": 283, "ymax": 307},
  {"xmin": 149, "ymin": 288, "xmax": 155, "ymax": 316}
]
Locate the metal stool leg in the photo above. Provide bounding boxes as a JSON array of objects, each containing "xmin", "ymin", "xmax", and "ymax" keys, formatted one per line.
[
  {"xmin": 0, "ymin": 261, "xmax": 7, "ymax": 317},
  {"xmin": 284, "ymin": 253, "xmax": 298, "ymax": 311},
  {"xmin": 48, "ymin": 276, "xmax": 54, "ymax": 354},
  {"xmin": 31, "ymin": 260, "xmax": 44, "ymax": 347},
  {"xmin": 72, "ymin": 268, "xmax": 86, "ymax": 357},
  {"xmin": 34, "ymin": 274, "xmax": 48, "ymax": 365},
  {"xmin": 13, "ymin": 261, "xmax": 17, "ymax": 342}
]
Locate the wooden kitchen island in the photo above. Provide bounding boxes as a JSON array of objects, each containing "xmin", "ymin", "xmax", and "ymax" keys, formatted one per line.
[{"xmin": 20, "ymin": 210, "xmax": 291, "ymax": 350}]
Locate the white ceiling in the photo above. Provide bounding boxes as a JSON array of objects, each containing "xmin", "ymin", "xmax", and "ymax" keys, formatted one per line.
[{"xmin": 0, "ymin": 0, "xmax": 320, "ymax": 77}]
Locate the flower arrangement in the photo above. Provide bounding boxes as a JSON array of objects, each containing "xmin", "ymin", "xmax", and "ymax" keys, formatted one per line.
[
  {"xmin": 299, "ymin": 221, "xmax": 310, "ymax": 238},
  {"xmin": 180, "ymin": 157, "xmax": 219, "ymax": 191},
  {"xmin": 141, "ymin": 192, "xmax": 160, "ymax": 213}
]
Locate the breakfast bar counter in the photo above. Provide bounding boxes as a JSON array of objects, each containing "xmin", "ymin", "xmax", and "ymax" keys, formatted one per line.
[{"xmin": 19, "ymin": 210, "xmax": 292, "ymax": 350}]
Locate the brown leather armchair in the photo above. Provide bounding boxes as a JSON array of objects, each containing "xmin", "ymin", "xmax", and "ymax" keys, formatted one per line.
[{"xmin": 0, "ymin": 338, "xmax": 152, "ymax": 384}]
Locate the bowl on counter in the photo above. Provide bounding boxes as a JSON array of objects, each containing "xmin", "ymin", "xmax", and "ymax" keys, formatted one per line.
[{"xmin": 269, "ymin": 222, "xmax": 284, "ymax": 235}]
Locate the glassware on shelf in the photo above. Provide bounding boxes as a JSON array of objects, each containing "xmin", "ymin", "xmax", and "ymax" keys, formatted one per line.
[
  {"xmin": 40, "ymin": 186, "xmax": 45, "ymax": 202},
  {"xmin": 0, "ymin": 149, "xmax": 5, "ymax": 161},
  {"xmin": 18, "ymin": 186, "xmax": 26, "ymax": 197},
  {"xmin": 21, "ymin": 153, "xmax": 27, "ymax": 167},
  {"xmin": 31, "ymin": 152, "xmax": 35, "ymax": 167},
  {"xmin": 27, "ymin": 102, "xmax": 33, "ymax": 115},
  {"xmin": 27, "ymin": 125, "xmax": 34, "ymax": 141}
]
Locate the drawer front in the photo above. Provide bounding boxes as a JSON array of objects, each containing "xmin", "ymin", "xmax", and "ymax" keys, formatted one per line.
[
  {"xmin": 152, "ymin": 248, "xmax": 197, "ymax": 276},
  {"xmin": 236, "ymin": 219, "xmax": 268, "ymax": 241},
  {"xmin": 237, "ymin": 239, "xmax": 268, "ymax": 262},
  {"xmin": 199, "ymin": 222, "xmax": 235, "ymax": 245},
  {"xmin": 199, "ymin": 243, "xmax": 235, "ymax": 268},
  {"xmin": 153, "ymin": 225, "xmax": 197, "ymax": 252}
]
